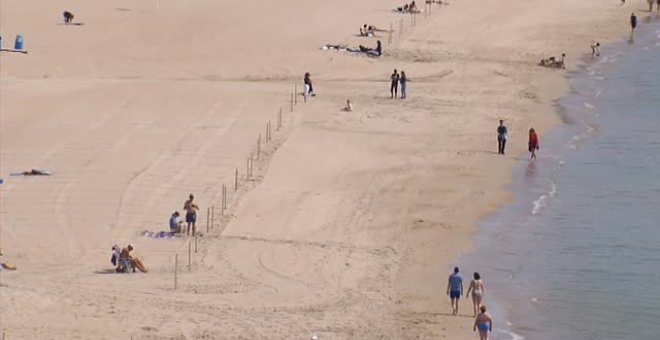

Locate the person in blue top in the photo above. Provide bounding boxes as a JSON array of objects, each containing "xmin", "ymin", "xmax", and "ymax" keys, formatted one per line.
[
  {"xmin": 169, "ymin": 211, "xmax": 183, "ymax": 234},
  {"xmin": 447, "ymin": 266, "xmax": 464, "ymax": 315}
]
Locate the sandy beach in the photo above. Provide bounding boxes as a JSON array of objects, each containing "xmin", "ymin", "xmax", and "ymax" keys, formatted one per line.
[{"xmin": 0, "ymin": 0, "xmax": 641, "ymax": 338}]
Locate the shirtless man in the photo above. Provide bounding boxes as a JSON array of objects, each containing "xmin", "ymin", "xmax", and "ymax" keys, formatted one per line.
[
  {"xmin": 184, "ymin": 194, "xmax": 199, "ymax": 236},
  {"xmin": 473, "ymin": 305, "xmax": 493, "ymax": 340}
]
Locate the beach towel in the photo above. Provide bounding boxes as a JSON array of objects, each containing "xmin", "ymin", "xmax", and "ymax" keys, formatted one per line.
[{"xmin": 140, "ymin": 230, "xmax": 181, "ymax": 239}]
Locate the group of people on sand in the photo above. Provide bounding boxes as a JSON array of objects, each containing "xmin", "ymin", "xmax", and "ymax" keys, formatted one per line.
[
  {"xmin": 359, "ymin": 24, "xmax": 378, "ymax": 37},
  {"xmin": 646, "ymin": 0, "xmax": 660, "ymax": 13},
  {"xmin": 538, "ymin": 53, "xmax": 565, "ymax": 69},
  {"xmin": 389, "ymin": 69, "xmax": 408, "ymax": 99},
  {"xmin": 496, "ymin": 120, "xmax": 539, "ymax": 160},
  {"xmin": 111, "ymin": 244, "xmax": 148, "ymax": 273},
  {"xmin": 169, "ymin": 193, "xmax": 199, "ymax": 236},
  {"xmin": 396, "ymin": 1, "xmax": 420, "ymax": 13},
  {"xmin": 447, "ymin": 267, "xmax": 493, "ymax": 340}
]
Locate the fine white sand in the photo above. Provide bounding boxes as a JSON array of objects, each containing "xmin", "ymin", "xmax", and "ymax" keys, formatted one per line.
[{"xmin": 0, "ymin": 0, "xmax": 640, "ymax": 338}]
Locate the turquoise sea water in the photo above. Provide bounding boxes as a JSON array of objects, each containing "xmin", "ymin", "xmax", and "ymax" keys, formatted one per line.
[{"xmin": 460, "ymin": 18, "xmax": 660, "ymax": 340}]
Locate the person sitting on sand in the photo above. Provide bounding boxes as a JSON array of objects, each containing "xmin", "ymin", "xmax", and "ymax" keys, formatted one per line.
[
  {"xmin": 360, "ymin": 24, "xmax": 375, "ymax": 37},
  {"xmin": 409, "ymin": 1, "xmax": 420, "ymax": 13},
  {"xmin": 169, "ymin": 211, "xmax": 184, "ymax": 234},
  {"xmin": 63, "ymin": 11, "xmax": 74, "ymax": 24},
  {"xmin": 118, "ymin": 244, "xmax": 148, "ymax": 273},
  {"xmin": 0, "ymin": 249, "xmax": 17, "ymax": 271},
  {"xmin": 343, "ymin": 100, "xmax": 353, "ymax": 112},
  {"xmin": 397, "ymin": 4, "xmax": 410, "ymax": 13},
  {"xmin": 111, "ymin": 244, "xmax": 121, "ymax": 266}
]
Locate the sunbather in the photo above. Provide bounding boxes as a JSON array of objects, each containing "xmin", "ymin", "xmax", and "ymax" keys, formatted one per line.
[
  {"xmin": 14, "ymin": 169, "xmax": 51, "ymax": 176},
  {"xmin": 118, "ymin": 244, "xmax": 148, "ymax": 273},
  {"xmin": 169, "ymin": 211, "xmax": 184, "ymax": 234}
]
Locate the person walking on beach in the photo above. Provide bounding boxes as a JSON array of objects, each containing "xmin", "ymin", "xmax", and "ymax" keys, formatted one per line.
[
  {"xmin": 63, "ymin": 11, "xmax": 74, "ymax": 24},
  {"xmin": 630, "ymin": 13, "xmax": 637, "ymax": 32},
  {"xmin": 528, "ymin": 128, "xmax": 539, "ymax": 160},
  {"xmin": 473, "ymin": 305, "xmax": 493, "ymax": 340},
  {"xmin": 183, "ymin": 194, "xmax": 199, "ymax": 236},
  {"xmin": 400, "ymin": 71, "xmax": 408, "ymax": 99},
  {"xmin": 390, "ymin": 69, "xmax": 400, "ymax": 99},
  {"xmin": 497, "ymin": 120, "xmax": 508, "ymax": 155},
  {"xmin": 465, "ymin": 272, "xmax": 485, "ymax": 317},
  {"xmin": 591, "ymin": 42, "xmax": 600, "ymax": 57},
  {"xmin": 447, "ymin": 266, "xmax": 464, "ymax": 315},
  {"xmin": 657, "ymin": 0, "xmax": 660, "ymax": 13}
]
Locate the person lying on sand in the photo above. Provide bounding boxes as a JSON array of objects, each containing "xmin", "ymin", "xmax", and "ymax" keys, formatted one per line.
[
  {"xmin": 396, "ymin": 4, "xmax": 410, "ymax": 13},
  {"xmin": 12, "ymin": 169, "xmax": 51, "ymax": 176},
  {"xmin": 538, "ymin": 53, "xmax": 565, "ymax": 69},
  {"xmin": 358, "ymin": 40, "xmax": 382, "ymax": 57},
  {"xmin": 118, "ymin": 244, "xmax": 148, "ymax": 273}
]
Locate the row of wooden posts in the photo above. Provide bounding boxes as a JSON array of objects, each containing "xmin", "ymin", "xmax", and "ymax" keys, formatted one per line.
[
  {"xmin": 386, "ymin": 3, "xmax": 434, "ymax": 45},
  {"xmin": 173, "ymin": 85, "xmax": 294, "ymax": 289},
  {"xmin": 171, "ymin": 3, "xmax": 438, "ymax": 291}
]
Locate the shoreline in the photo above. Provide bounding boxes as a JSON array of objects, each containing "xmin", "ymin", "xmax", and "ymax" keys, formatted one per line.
[
  {"xmin": 461, "ymin": 13, "xmax": 660, "ymax": 340},
  {"xmin": 0, "ymin": 0, "xmax": 653, "ymax": 338}
]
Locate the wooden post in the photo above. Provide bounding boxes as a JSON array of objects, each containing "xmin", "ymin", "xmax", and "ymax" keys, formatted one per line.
[
  {"xmin": 294, "ymin": 85, "xmax": 298, "ymax": 105},
  {"xmin": 235, "ymin": 168, "xmax": 238, "ymax": 191},
  {"xmin": 188, "ymin": 241, "xmax": 191, "ymax": 269},
  {"xmin": 389, "ymin": 23, "xmax": 393, "ymax": 45},
  {"xmin": 278, "ymin": 107, "xmax": 282, "ymax": 130},
  {"xmin": 268, "ymin": 121, "xmax": 272, "ymax": 141},
  {"xmin": 174, "ymin": 254, "xmax": 178, "ymax": 289},
  {"xmin": 194, "ymin": 234, "xmax": 198, "ymax": 253},
  {"xmin": 290, "ymin": 92, "xmax": 294, "ymax": 112},
  {"xmin": 249, "ymin": 154, "xmax": 254, "ymax": 177},
  {"xmin": 410, "ymin": 12, "xmax": 414, "ymax": 28},
  {"xmin": 399, "ymin": 19, "xmax": 403, "ymax": 38},
  {"xmin": 206, "ymin": 207, "xmax": 210, "ymax": 233},
  {"xmin": 246, "ymin": 157, "xmax": 250, "ymax": 179},
  {"xmin": 211, "ymin": 205, "xmax": 215, "ymax": 230},
  {"xmin": 257, "ymin": 134, "xmax": 261, "ymax": 160},
  {"xmin": 222, "ymin": 184, "xmax": 226, "ymax": 214}
]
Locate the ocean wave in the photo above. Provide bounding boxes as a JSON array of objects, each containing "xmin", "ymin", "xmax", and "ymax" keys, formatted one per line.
[{"xmin": 499, "ymin": 328, "xmax": 526, "ymax": 340}]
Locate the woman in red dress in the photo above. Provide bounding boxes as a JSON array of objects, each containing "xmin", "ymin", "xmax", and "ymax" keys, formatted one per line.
[{"xmin": 528, "ymin": 128, "xmax": 539, "ymax": 160}]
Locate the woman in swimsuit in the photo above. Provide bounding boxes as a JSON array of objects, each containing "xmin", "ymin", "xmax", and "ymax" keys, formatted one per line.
[
  {"xmin": 528, "ymin": 128, "xmax": 539, "ymax": 160},
  {"xmin": 466, "ymin": 272, "xmax": 485, "ymax": 316},
  {"xmin": 473, "ymin": 305, "xmax": 493, "ymax": 340}
]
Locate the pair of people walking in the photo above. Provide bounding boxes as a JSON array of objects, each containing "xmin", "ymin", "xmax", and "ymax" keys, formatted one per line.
[
  {"xmin": 447, "ymin": 267, "xmax": 493, "ymax": 339},
  {"xmin": 390, "ymin": 69, "xmax": 408, "ymax": 99},
  {"xmin": 496, "ymin": 120, "xmax": 539, "ymax": 160}
]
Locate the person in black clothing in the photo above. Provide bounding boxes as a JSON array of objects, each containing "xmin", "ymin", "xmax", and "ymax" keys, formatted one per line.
[
  {"xmin": 390, "ymin": 69, "xmax": 400, "ymax": 99},
  {"xmin": 63, "ymin": 11, "xmax": 74, "ymax": 24},
  {"xmin": 630, "ymin": 13, "xmax": 637, "ymax": 32},
  {"xmin": 497, "ymin": 120, "xmax": 508, "ymax": 155}
]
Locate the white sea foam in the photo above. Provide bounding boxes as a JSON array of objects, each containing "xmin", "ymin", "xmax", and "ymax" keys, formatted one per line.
[
  {"xmin": 531, "ymin": 194, "xmax": 545, "ymax": 215},
  {"xmin": 583, "ymin": 101, "xmax": 595, "ymax": 109},
  {"xmin": 499, "ymin": 328, "xmax": 526, "ymax": 340}
]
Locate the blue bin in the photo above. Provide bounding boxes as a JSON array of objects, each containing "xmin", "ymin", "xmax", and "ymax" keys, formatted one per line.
[{"xmin": 14, "ymin": 34, "xmax": 24, "ymax": 50}]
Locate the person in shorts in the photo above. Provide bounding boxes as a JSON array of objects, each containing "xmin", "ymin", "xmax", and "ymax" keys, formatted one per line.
[
  {"xmin": 447, "ymin": 266, "xmax": 464, "ymax": 315},
  {"xmin": 183, "ymin": 194, "xmax": 199, "ymax": 236}
]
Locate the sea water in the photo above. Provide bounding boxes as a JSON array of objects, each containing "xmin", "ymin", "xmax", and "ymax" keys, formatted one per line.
[{"xmin": 460, "ymin": 19, "xmax": 660, "ymax": 340}]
